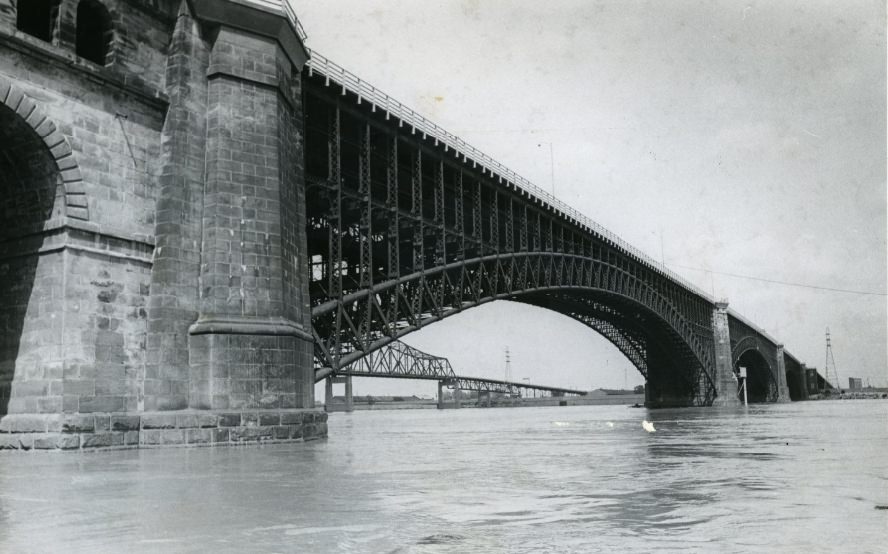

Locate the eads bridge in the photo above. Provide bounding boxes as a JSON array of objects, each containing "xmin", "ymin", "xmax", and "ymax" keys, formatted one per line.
[{"xmin": 0, "ymin": 1, "xmax": 816, "ymax": 451}]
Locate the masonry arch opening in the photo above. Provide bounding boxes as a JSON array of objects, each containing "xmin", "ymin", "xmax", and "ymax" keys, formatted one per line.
[
  {"xmin": 735, "ymin": 348, "xmax": 774, "ymax": 403},
  {"xmin": 0, "ymin": 101, "xmax": 67, "ymax": 415}
]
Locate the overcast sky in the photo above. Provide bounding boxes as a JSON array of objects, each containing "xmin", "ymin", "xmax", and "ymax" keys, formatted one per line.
[{"xmin": 299, "ymin": 0, "xmax": 887, "ymax": 398}]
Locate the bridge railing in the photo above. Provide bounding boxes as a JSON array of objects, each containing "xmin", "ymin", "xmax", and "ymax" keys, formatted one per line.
[
  {"xmin": 305, "ymin": 50, "xmax": 713, "ymax": 303},
  {"xmin": 239, "ymin": 0, "xmax": 307, "ymax": 42}
]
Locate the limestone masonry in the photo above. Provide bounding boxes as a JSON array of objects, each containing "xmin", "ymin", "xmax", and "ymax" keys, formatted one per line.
[{"xmin": 0, "ymin": 0, "xmax": 324, "ymax": 450}]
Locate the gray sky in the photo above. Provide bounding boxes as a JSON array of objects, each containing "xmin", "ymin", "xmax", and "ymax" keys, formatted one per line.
[{"xmin": 300, "ymin": 0, "xmax": 887, "ymax": 398}]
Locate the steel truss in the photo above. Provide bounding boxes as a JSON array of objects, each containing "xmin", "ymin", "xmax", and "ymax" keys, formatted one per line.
[
  {"xmin": 340, "ymin": 340, "xmax": 587, "ymax": 398},
  {"xmin": 301, "ymin": 62, "xmax": 784, "ymax": 407}
]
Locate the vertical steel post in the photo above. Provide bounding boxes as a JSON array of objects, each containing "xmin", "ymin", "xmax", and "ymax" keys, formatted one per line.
[
  {"xmin": 386, "ymin": 137, "xmax": 399, "ymax": 279},
  {"xmin": 327, "ymin": 106, "xmax": 343, "ymax": 369},
  {"xmin": 472, "ymin": 181, "xmax": 482, "ymax": 251},
  {"xmin": 358, "ymin": 123, "xmax": 373, "ymax": 347},
  {"xmin": 358, "ymin": 123, "xmax": 372, "ymax": 289},
  {"xmin": 434, "ymin": 160, "xmax": 445, "ymax": 265},
  {"xmin": 410, "ymin": 148, "xmax": 424, "ymax": 324}
]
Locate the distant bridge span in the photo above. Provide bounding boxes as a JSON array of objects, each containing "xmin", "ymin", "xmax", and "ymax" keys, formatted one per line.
[
  {"xmin": 324, "ymin": 341, "xmax": 586, "ymax": 411},
  {"xmin": 303, "ymin": 52, "xmax": 798, "ymax": 408}
]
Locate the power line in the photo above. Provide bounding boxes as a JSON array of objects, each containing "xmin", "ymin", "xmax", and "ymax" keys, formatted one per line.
[{"xmin": 668, "ymin": 263, "xmax": 887, "ymax": 296}]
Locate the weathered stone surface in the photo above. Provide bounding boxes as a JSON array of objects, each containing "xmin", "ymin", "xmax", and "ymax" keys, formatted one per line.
[
  {"xmin": 218, "ymin": 413, "xmax": 240, "ymax": 427},
  {"xmin": 82, "ymin": 433, "xmax": 113, "ymax": 448},
  {"xmin": 0, "ymin": 434, "xmax": 33, "ymax": 450},
  {"xmin": 212, "ymin": 428, "xmax": 230, "ymax": 443},
  {"xmin": 185, "ymin": 429, "xmax": 212, "ymax": 444},
  {"xmin": 230, "ymin": 426, "xmax": 273, "ymax": 441},
  {"xmin": 176, "ymin": 415, "xmax": 200, "ymax": 429},
  {"xmin": 198, "ymin": 414, "xmax": 218, "ymax": 428},
  {"xmin": 0, "ymin": 416, "xmax": 47, "ymax": 433},
  {"xmin": 34, "ymin": 434, "xmax": 61, "ymax": 449},
  {"xmin": 62, "ymin": 415, "xmax": 95, "ymax": 433},
  {"xmin": 0, "ymin": 1, "xmax": 317, "ymax": 449},
  {"xmin": 280, "ymin": 412, "xmax": 303, "ymax": 425},
  {"xmin": 140, "ymin": 414, "xmax": 177, "ymax": 429},
  {"xmin": 259, "ymin": 413, "xmax": 280, "ymax": 426},
  {"xmin": 111, "ymin": 416, "xmax": 141, "ymax": 431},
  {"xmin": 0, "ymin": 409, "xmax": 327, "ymax": 450},
  {"xmin": 160, "ymin": 430, "xmax": 185, "ymax": 445},
  {"xmin": 58, "ymin": 435, "xmax": 81, "ymax": 450},
  {"xmin": 140, "ymin": 430, "xmax": 162, "ymax": 446},
  {"xmin": 272, "ymin": 426, "xmax": 290, "ymax": 440}
]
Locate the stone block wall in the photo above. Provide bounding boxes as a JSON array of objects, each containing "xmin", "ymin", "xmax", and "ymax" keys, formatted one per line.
[
  {"xmin": 143, "ymin": 1, "xmax": 208, "ymax": 411},
  {"xmin": 0, "ymin": 409, "xmax": 327, "ymax": 451},
  {"xmin": 0, "ymin": 1, "xmax": 323, "ymax": 450},
  {"xmin": 60, "ymin": 230, "xmax": 153, "ymax": 415},
  {"xmin": 188, "ymin": 24, "xmax": 313, "ymax": 411}
]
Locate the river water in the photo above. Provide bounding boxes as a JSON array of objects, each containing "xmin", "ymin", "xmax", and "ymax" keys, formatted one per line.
[{"xmin": 0, "ymin": 400, "xmax": 885, "ymax": 553}]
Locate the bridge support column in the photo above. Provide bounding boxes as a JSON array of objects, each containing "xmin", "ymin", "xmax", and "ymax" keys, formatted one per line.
[
  {"xmin": 775, "ymin": 344, "xmax": 791, "ymax": 403},
  {"xmin": 477, "ymin": 391, "xmax": 491, "ymax": 408},
  {"xmin": 711, "ymin": 302, "xmax": 741, "ymax": 407},
  {"xmin": 324, "ymin": 377, "xmax": 334, "ymax": 412},
  {"xmin": 437, "ymin": 381, "xmax": 444, "ymax": 409},
  {"xmin": 800, "ymin": 363, "xmax": 811, "ymax": 399},
  {"xmin": 344, "ymin": 375, "xmax": 354, "ymax": 413},
  {"xmin": 185, "ymin": 21, "xmax": 314, "ymax": 412}
]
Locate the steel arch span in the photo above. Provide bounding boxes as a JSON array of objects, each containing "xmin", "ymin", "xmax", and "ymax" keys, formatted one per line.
[{"xmin": 302, "ymin": 52, "xmax": 792, "ymax": 408}]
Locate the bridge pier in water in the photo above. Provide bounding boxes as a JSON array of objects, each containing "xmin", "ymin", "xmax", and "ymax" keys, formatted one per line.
[
  {"xmin": 711, "ymin": 302, "xmax": 742, "ymax": 408},
  {"xmin": 0, "ymin": 0, "xmax": 327, "ymax": 451},
  {"xmin": 325, "ymin": 376, "xmax": 354, "ymax": 413},
  {"xmin": 437, "ymin": 380, "xmax": 461, "ymax": 409}
]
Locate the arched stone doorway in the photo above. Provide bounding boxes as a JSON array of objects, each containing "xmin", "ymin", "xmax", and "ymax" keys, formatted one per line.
[{"xmin": 0, "ymin": 85, "xmax": 83, "ymax": 415}]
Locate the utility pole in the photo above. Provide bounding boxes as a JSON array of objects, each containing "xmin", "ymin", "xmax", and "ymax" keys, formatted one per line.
[
  {"xmin": 825, "ymin": 328, "xmax": 841, "ymax": 392},
  {"xmin": 504, "ymin": 346, "xmax": 511, "ymax": 382}
]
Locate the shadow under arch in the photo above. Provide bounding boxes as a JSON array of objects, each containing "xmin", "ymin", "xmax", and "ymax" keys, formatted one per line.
[
  {"xmin": 0, "ymin": 100, "xmax": 66, "ymax": 414},
  {"xmin": 515, "ymin": 289, "xmax": 710, "ymax": 407},
  {"xmin": 733, "ymin": 347, "xmax": 776, "ymax": 403},
  {"xmin": 0, "ymin": 77, "xmax": 89, "ymax": 222},
  {"xmin": 312, "ymin": 253, "xmax": 717, "ymax": 406}
]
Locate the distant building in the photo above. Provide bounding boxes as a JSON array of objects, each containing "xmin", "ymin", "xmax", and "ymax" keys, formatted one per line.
[{"xmin": 848, "ymin": 377, "xmax": 863, "ymax": 390}]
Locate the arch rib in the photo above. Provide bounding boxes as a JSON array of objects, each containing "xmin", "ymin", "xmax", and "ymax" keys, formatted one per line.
[{"xmin": 0, "ymin": 76, "xmax": 89, "ymax": 222}]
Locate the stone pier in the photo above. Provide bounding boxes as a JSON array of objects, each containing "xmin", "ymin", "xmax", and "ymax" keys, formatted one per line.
[
  {"xmin": 711, "ymin": 301, "xmax": 741, "ymax": 407},
  {"xmin": 0, "ymin": 0, "xmax": 324, "ymax": 450},
  {"xmin": 325, "ymin": 375, "xmax": 353, "ymax": 413}
]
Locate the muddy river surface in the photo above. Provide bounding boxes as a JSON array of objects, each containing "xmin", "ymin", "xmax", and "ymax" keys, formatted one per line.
[{"xmin": 1, "ymin": 400, "xmax": 886, "ymax": 553}]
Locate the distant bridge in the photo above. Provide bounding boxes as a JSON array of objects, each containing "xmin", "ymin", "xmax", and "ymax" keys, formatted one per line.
[{"xmin": 324, "ymin": 341, "xmax": 586, "ymax": 411}]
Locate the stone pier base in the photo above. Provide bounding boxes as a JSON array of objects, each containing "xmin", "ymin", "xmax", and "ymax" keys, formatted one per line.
[{"xmin": 0, "ymin": 409, "xmax": 328, "ymax": 452}]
